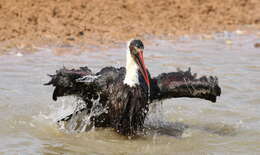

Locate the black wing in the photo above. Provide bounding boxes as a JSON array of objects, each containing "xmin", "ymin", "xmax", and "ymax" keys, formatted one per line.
[
  {"xmin": 44, "ymin": 66, "xmax": 126, "ymax": 131},
  {"xmin": 44, "ymin": 66, "xmax": 94, "ymax": 101},
  {"xmin": 44, "ymin": 66, "xmax": 126, "ymax": 101},
  {"xmin": 150, "ymin": 68, "xmax": 221, "ymax": 102}
]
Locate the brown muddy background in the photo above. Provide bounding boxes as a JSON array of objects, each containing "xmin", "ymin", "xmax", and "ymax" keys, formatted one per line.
[{"xmin": 0, "ymin": 0, "xmax": 260, "ymax": 53}]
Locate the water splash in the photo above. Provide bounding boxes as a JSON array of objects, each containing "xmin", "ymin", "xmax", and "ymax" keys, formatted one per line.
[
  {"xmin": 53, "ymin": 95, "xmax": 107, "ymax": 133},
  {"xmin": 49, "ymin": 97, "xmax": 82, "ymax": 122}
]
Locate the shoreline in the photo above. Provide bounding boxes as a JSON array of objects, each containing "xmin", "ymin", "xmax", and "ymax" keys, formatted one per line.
[
  {"xmin": 0, "ymin": 26, "xmax": 259, "ymax": 56},
  {"xmin": 0, "ymin": 0, "xmax": 259, "ymax": 55}
]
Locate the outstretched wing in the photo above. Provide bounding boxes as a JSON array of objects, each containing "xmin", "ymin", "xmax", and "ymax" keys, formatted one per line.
[
  {"xmin": 44, "ymin": 66, "xmax": 126, "ymax": 130},
  {"xmin": 44, "ymin": 66, "xmax": 95, "ymax": 101},
  {"xmin": 44, "ymin": 66, "xmax": 126, "ymax": 101},
  {"xmin": 150, "ymin": 68, "xmax": 221, "ymax": 102}
]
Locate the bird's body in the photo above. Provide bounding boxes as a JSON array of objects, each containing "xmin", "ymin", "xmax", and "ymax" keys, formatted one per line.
[{"xmin": 45, "ymin": 39, "xmax": 221, "ymax": 136}]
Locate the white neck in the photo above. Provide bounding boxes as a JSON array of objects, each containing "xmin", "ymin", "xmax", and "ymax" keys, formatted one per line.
[{"xmin": 123, "ymin": 48, "xmax": 139, "ymax": 87}]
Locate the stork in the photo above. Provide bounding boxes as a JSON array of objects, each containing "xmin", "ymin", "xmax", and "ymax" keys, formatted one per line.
[{"xmin": 45, "ymin": 39, "xmax": 221, "ymax": 136}]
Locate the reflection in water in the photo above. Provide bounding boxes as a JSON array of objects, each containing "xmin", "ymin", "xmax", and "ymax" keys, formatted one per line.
[{"xmin": 0, "ymin": 32, "xmax": 260, "ymax": 154}]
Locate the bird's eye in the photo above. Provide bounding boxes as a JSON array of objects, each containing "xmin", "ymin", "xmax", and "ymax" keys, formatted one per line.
[{"xmin": 136, "ymin": 44, "xmax": 143, "ymax": 49}]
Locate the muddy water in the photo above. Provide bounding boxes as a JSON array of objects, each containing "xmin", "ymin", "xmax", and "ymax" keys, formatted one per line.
[{"xmin": 0, "ymin": 32, "xmax": 260, "ymax": 154}]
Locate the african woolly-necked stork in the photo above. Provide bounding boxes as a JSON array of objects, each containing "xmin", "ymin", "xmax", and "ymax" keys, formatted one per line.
[{"xmin": 45, "ymin": 39, "xmax": 221, "ymax": 136}]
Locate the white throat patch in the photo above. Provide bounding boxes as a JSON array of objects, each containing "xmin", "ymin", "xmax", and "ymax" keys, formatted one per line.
[{"xmin": 123, "ymin": 40, "xmax": 139, "ymax": 87}]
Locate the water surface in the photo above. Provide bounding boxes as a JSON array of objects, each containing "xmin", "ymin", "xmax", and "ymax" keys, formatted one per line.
[{"xmin": 0, "ymin": 32, "xmax": 260, "ymax": 154}]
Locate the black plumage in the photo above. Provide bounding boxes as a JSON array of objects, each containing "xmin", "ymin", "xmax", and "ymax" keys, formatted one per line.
[{"xmin": 45, "ymin": 66, "xmax": 221, "ymax": 136}]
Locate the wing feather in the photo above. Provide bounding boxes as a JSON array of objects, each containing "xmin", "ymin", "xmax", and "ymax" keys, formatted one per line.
[{"xmin": 150, "ymin": 68, "xmax": 221, "ymax": 102}]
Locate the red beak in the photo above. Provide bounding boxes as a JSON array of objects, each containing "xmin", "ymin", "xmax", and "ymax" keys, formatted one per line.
[{"xmin": 133, "ymin": 50, "xmax": 150, "ymax": 88}]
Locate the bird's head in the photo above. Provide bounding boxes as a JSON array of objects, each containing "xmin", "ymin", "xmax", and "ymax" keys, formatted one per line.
[{"xmin": 127, "ymin": 39, "xmax": 150, "ymax": 88}]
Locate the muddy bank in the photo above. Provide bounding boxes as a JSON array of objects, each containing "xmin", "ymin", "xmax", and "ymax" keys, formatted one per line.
[{"xmin": 0, "ymin": 0, "xmax": 260, "ymax": 54}]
